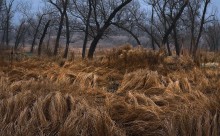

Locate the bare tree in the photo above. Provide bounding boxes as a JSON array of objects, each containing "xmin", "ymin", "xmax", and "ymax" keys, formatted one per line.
[
  {"xmin": 63, "ymin": 10, "xmax": 70, "ymax": 58},
  {"xmin": 82, "ymin": 0, "xmax": 92, "ymax": 59},
  {"xmin": 205, "ymin": 19, "xmax": 220, "ymax": 52},
  {"xmin": 16, "ymin": 0, "xmax": 41, "ymax": 53},
  {"xmin": 186, "ymin": 0, "xmax": 201, "ymax": 54},
  {"xmin": 193, "ymin": 0, "xmax": 211, "ymax": 57},
  {"xmin": 1, "ymin": 0, "xmax": 15, "ymax": 47},
  {"xmin": 148, "ymin": 0, "xmax": 172, "ymax": 55},
  {"xmin": 112, "ymin": 1, "xmax": 142, "ymax": 46},
  {"xmin": 87, "ymin": 0, "xmax": 133, "ymax": 59},
  {"xmin": 48, "ymin": 0, "xmax": 69, "ymax": 56},
  {"xmin": 30, "ymin": 13, "xmax": 47, "ymax": 53},
  {"xmin": 38, "ymin": 20, "xmax": 51, "ymax": 56},
  {"xmin": 144, "ymin": 0, "xmax": 188, "ymax": 55},
  {"xmin": 161, "ymin": 0, "xmax": 189, "ymax": 56},
  {"xmin": 130, "ymin": 4, "xmax": 161, "ymax": 49},
  {"xmin": 150, "ymin": 3, "xmax": 155, "ymax": 50}
]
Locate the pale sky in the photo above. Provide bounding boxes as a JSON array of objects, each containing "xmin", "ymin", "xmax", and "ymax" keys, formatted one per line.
[
  {"xmin": 20, "ymin": 0, "xmax": 220, "ymax": 11},
  {"xmin": 211, "ymin": 0, "xmax": 220, "ymax": 18},
  {"xmin": 13, "ymin": 0, "xmax": 220, "ymax": 23}
]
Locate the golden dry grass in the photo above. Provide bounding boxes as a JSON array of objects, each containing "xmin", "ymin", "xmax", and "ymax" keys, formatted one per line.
[{"xmin": 0, "ymin": 45, "xmax": 220, "ymax": 136}]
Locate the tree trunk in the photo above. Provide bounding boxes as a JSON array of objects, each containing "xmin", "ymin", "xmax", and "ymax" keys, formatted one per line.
[
  {"xmin": 38, "ymin": 20, "xmax": 51, "ymax": 56},
  {"xmin": 190, "ymin": 29, "xmax": 194, "ymax": 54},
  {"xmin": 162, "ymin": 1, "xmax": 188, "ymax": 46},
  {"xmin": 193, "ymin": 0, "xmax": 210, "ymax": 57},
  {"xmin": 173, "ymin": 25, "xmax": 180, "ymax": 56},
  {"xmin": 5, "ymin": 0, "xmax": 14, "ymax": 47},
  {"xmin": 54, "ymin": 12, "xmax": 65, "ymax": 56},
  {"xmin": 82, "ymin": 0, "xmax": 92, "ymax": 59},
  {"xmin": 189, "ymin": 12, "xmax": 195, "ymax": 54},
  {"xmin": 1, "ymin": 29, "xmax": 5, "ymax": 45},
  {"xmin": 30, "ymin": 14, "xmax": 44, "ymax": 53},
  {"xmin": 63, "ymin": 12, "xmax": 70, "ymax": 59},
  {"xmin": 88, "ymin": 0, "xmax": 132, "ymax": 59},
  {"xmin": 6, "ymin": 16, "xmax": 9, "ymax": 47},
  {"xmin": 151, "ymin": 6, "xmax": 155, "ymax": 50},
  {"xmin": 88, "ymin": 30, "xmax": 105, "ymax": 59}
]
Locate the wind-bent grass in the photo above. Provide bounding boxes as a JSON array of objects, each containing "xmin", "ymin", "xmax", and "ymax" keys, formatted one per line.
[{"xmin": 0, "ymin": 45, "xmax": 220, "ymax": 135}]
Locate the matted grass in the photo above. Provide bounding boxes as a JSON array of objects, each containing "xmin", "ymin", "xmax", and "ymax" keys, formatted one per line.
[{"xmin": 0, "ymin": 45, "xmax": 220, "ymax": 136}]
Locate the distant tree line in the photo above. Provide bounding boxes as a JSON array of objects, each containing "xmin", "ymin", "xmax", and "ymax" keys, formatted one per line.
[{"xmin": 0, "ymin": 0, "xmax": 219, "ymax": 59}]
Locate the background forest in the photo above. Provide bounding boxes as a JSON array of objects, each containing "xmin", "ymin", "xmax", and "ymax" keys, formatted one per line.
[{"xmin": 0, "ymin": 0, "xmax": 219, "ymax": 58}]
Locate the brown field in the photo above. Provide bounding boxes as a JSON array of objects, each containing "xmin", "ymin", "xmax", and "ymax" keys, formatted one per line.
[{"xmin": 0, "ymin": 45, "xmax": 220, "ymax": 136}]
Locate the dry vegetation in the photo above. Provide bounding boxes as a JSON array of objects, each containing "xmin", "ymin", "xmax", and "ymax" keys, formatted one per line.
[{"xmin": 0, "ymin": 45, "xmax": 220, "ymax": 136}]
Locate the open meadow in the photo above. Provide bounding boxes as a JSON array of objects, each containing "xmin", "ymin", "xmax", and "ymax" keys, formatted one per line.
[{"xmin": 0, "ymin": 45, "xmax": 220, "ymax": 136}]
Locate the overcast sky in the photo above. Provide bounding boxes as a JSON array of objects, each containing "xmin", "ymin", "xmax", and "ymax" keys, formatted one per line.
[
  {"xmin": 211, "ymin": 0, "xmax": 220, "ymax": 17},
  {"xmin": 13, "ymin": 0, "xmax": 220, "ymax": 24},
  {"xmin": 32, "ymin": 0, "xmax": 220, "ymax": 17}
]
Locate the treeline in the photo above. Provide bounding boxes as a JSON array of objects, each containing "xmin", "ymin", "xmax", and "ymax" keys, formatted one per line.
[{"xmin": 0, "ymin": 0, "xmax": 219, "ymax": 59}]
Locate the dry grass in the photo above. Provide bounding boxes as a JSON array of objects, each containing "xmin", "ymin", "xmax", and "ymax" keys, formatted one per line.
[{"xmin": 0, "ymin": 45, "xmax": 220, "ymax": 136}]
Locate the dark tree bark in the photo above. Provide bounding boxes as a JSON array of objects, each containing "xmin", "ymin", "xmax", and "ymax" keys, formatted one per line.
[
  {"xmin": 1, "ymin": 0, "xmax": 14, "ymax": 47},
  {"xmin": 5, "ymin": 0, "xmax": 14, "ymax": 47},
  {"xmin": 190, "ymin": 23, "xmax": 195, "ymax": 54},
  {"xmin": 161, "ymin": 0, "xmax": 169, "ymax": 51},
  {"xmin": 88, "ymin": 29, "xmax": 104, "ymax": 59},
  {"xmin": 88, "ymin": 0, "xmax": 133, "ymax": 59},
  {"xmin": 63, "ymin": 12, "xmax": 70, "ymax": 58},
  {"xmin": 30, "ymin": 14, "xmax": 45, "ymax": 53},
  {"xmin": 49, "ymin": 0, "xmax": 68, "ymax": 56},
  {"xmin": 82, "ymin": 0, "xmax": 92, "ymax": 59},
  {"xmin": 150, "ymin": 6, "xmax": 155, "ymax": 50},
  {"xmin": 193, "ymin": 0, "xmax": 210, "ymax": 57},
  {"xmin": 5, "ymin": 15, "xmax": 10, "ymax": 46},
  {"xmin": 38, "ymin": 20, "xmax": 51, "ymax": 56},
  {"xmin": 54, "ymin": 12, "xmax": 65, "ymax": 56},
  {"xmin": 173, "ymin": 25, "xmax": 180, "ymax": 56},
  {"xmin": 1, "ymin": 29, "xmax": 5, "ymax": 45},
  {"xmin": 162, "ymin": 1, "xmax": 188, "ymax": 46},
  {"xmin": 188, "ymin": 3, "xmax": 196, "ymax": 54},
  {"xmin": 53, "ymin": 16, "xmax": 64, "ymax": 55}
]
